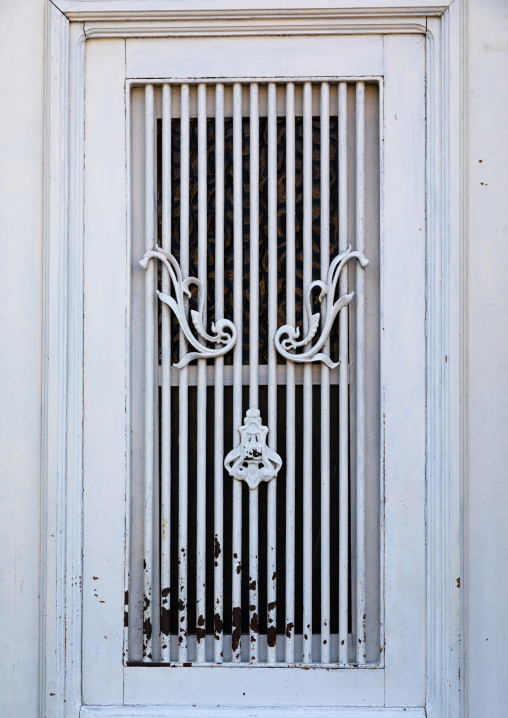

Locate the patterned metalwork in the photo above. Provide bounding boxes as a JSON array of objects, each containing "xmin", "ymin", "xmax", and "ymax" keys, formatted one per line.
[
  {"xmin": 157, "ymin": 115, "xmax": 340, "ymax": 366},
  {"xmin": 224, "ymin": 408, "xmax": 282, "ymax": 489},
  {"xmin": 140, "ymin": 245, "xmax": 237, "ymax": 368},
  {"xmin": 275, "ymin": 245, "xmax": 369, "ymax": 367}
]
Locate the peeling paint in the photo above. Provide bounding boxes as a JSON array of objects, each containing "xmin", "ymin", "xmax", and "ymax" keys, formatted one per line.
[
  {"xmin": 160, "ymin": 606, "xmax": 170, "ymax": 636},
  {"xmin": 214, "ymin": 612, "xmax": 223, "ymax": 637},
  {"xmin": 232, "ymin": 606, "xmax": 241, "ymax": 653}
]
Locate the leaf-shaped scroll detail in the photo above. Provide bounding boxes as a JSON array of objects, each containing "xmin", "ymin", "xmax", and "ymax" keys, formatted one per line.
[
  {"xmin": 140, "ymin": 246, "xmax": 237, "ymax": 368},
  {"xmin": 274, "ymin": 245, "xmax": 369, "ymax": 368}
]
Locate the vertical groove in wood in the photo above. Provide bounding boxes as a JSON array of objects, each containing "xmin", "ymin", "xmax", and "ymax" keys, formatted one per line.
[
  {"xmin": 196, "ymin": 83, "xmax": 207, "ymax": 663},
  {"xmin": 249, "ymin": 83, "xmax": 260, "ymax": 663},
  {"xmin": 355, "ymin": 81, "xmax": 367, "ymax": 664},
  {"xmin": 160, "ymin": 83, "xmax": 172, "ymax": 663},
  {"xmin": 285, "ymin": 81, "xmax": 296, "ymax": 665},
  {"xmin": 302, "ymin": 81, "xmax": 313, "ymax": 664},
  {"xmin": 142, "ymin": 83, "xmax": 155, "ymax": 662},
  {"xmin": 320, "ymin": 81, "xmax": 331, "ymax": 664},
  {"xmin": 232, "ymin": 82, "xmax": 243, "ymax": 662},
  {"xmin": 214, "ymin": 83, "xmax": 225, "ymax": 663},
  {"xmin": 178, "ymin": 83, "xmax": 190, "ymax": 662},
  {"xmin": 338, "ymin": 81, "xmax": 350, "ymax": 665}
]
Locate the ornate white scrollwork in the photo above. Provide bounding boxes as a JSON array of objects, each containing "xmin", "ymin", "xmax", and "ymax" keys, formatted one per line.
[
  {"xmin": 224, "ymin": 408, "xmax": 282, "ymax": 490},
  {"xmin": 274, "ymin": 245, "xmax": 369, "ymax": 368},
  {"xmin": 140, "ymin": 245, "xmax": 237, "ymax": 369}
]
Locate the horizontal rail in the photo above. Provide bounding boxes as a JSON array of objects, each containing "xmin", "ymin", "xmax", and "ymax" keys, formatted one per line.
[{"xmin": 159, "ymin": 365, "xmax": 343, "ymax": 386}]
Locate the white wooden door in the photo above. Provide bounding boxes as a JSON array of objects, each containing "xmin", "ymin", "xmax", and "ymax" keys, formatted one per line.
[{"xmin": 82, "ymin": 32, "xmax": 426, "ymax": 714}]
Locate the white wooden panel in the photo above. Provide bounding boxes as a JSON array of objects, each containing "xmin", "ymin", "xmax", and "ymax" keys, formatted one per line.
[
  {"xmin": 82, "ymin": 38, "xmax": 127, "ymax": 705},
  {"xmin": 126, "ymin": 35, "xmax": 383, "ymax": 80},
  {"xmin": 382, "ymin": 34, "xmax": 426, "ymax": 707},
  {"xmin": 124, "ymin": 665, "xmax": 383, "ymax": 707}
]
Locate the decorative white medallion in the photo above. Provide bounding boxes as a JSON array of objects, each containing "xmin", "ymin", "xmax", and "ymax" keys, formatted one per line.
[
  {"xmin": 224, "ymin": 408, "xmax": 282, "ymax": 490},
  {"xmin": 274, "ymin": 245, "xmax": 369, "ymax": 368},
  {"xmin": 140, "ymin": 245, "xmax": 237, "ymax": 368}
]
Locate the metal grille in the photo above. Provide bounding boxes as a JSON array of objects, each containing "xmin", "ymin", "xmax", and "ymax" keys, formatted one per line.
[{"xmin": 129, "ymin": 81, "xmax": 380, "ymax": 667}]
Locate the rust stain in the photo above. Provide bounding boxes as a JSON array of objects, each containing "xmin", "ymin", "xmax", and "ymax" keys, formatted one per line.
[
  {"xmin": 249, "ymin": 604, "xmax": 256, "ymax": 611},
  {"xmin": 214, "ymin": 536, "xmax": 221, "ymax": 559},
  {"xmin": 161, "ymin": 586, "xmax": 170, "ymax": 598},
  {"xmin": 267, "ymin": 600, "xmax": 276, "ymax": 612},
  {"xmin": 249, "ymin": 579, "xmax": 256, "ymax": 591},
  {"xmin": 232, "ymin": 606, "xmax": 241, "ymax": 653},
  {"xmin": 214, "ymin": 612, "xmax": 223, "ymax": 637},
  {"xmin": 286, "ymin": 621, "xmax": 294, "ymax": 639},
  {"xmin": 143, "ymin": 616, "xmax": 152, "ymax": 643},
  {"xmin": 457, "ymin": 577, "xmax": 460, "ymax": 588},
  {"xmin": 272, "ymin": 571, "xmax": 276, "ymax": 582},
  {"xmin": 236, "ymin": 563, "xmax": 242, "ymax": 575},
  {"xmin": 196, "ymin": 614, "xmax": 206, "ymax": 642},
  {"xmin": 124, "ymin": 611, "xmax": 129, "ymax": 627},
  {"xmin": 250, "ymin": 612, "xmax": 259, "ymax": 634},
  {"xmin": 143, "ymin": 596, "xmax": 151, "ymax": 611},
  {"xmin": 93, "ymin": 576, "xmax": 98, "ymax": 581},
  {"xmin": 267, "ymin": 625, "xmax": 277, "ymax": 648},
  {"xmin": 124, "ymin": 590, "xmax": 129, "ymax": 605},
  {"xmin": 160, "ymin": 606, "xmax": 170, "ymax": 636},
  {"xmin": 178, "ymin": 599, "xmax": 186, "ymax": 612}
]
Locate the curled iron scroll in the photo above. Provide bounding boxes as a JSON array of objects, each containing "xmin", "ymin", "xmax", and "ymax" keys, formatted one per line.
[
  {"xmin": 274, "ymin": 245, "xmax": 369, "ymax": 368},
  {"xmin": 140, "ymin": 245, "xmax": 237, "ymax": 369}
]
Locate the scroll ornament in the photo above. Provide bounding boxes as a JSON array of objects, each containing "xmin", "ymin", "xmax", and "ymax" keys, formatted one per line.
[
  {"xmin": 274, "ymin": 245, "xmax": 369, "ymax": 368},
  {"xmin": 140, "ymin": 245, "xmax": 237, "ymax": 368},
  {"xmin": 224, "ymin": 408, "xmax": 282, "ymax": 490}
]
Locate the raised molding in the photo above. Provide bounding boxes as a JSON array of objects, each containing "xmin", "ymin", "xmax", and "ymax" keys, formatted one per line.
[
  {"xmin": 43, "ymin": 1, "xmax": 464, "ymax": 716},
  {"xmin": 79, "ymin": 707, "xmax": 426, "ymax": 718},
  {"xmin": 54, "ymin": 0, "xmax": 452, "ymax": 22}
]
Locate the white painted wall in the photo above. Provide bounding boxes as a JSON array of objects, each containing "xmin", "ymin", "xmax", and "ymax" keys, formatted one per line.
[
  {"xmin": 0, "ymin": 1, "xmax": 45, "ymax": 717},
  {"xmin": 465, "ymin": 0, "xmax": 508, "ymax": 715},
  {"xmin": 0, "ymin": 1, "xmax": 507, "ymax": 715}
]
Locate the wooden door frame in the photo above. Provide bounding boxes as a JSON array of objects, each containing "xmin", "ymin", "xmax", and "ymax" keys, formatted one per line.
[{"xmin": 42, "ymin": 2, "xmax": 465, "ymax": 716}]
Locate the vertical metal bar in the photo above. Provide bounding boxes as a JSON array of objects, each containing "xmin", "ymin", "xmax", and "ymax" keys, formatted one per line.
[
  {"xmin": 143, "ymin": 84, "xmax": 155, "ymax": 662},
  {"xmin": 338, "ymin": 81, "xmax": 350, "ymax": 665},
  {"xmin": 302, "ymin": 81, "xmax": 313, "ymax": 664},
  {"xmin": 249, "ymin": 83, "xmax": 259, "ymax": 663},
  {"xmin": 214, "ymin": 83, "xmax": 225, "ymax": 663},
  {"xmin": 160, "ymin": 83, "xmax": 172, "ymax": 663},
  {"xmin": 355, "ymin": 81, "xmax": 367, "ymax": 664},
  {"xmin": 232, "ymin": 82, "xmax": 243, "ymax": 662},
  {"xmin": 266, "ymin": 82, "xmax": 278, "ymax": 664},
  {"xmin": 285, "ymin": 82, "xmax": 296, "ymax": 664},
  {"xmin": 320, "ymin": 82, "xmax": 331, "ymax": 664},
  {"xmin": 178, "ymin": 83, "xmax": 190, "ymax": 662},
  {"xmin": 196, "ymin": 83, "xmax": 207, "ymax": 663}
]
